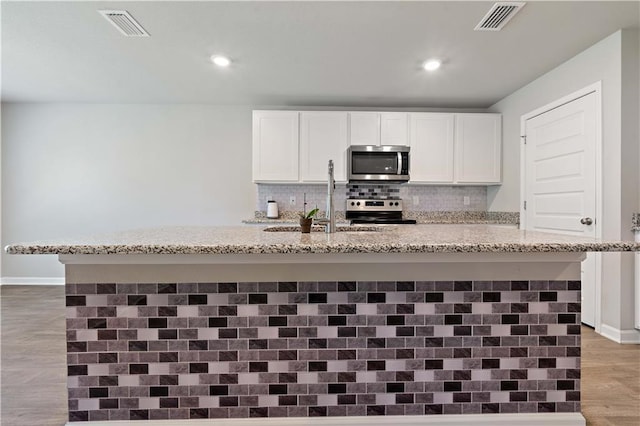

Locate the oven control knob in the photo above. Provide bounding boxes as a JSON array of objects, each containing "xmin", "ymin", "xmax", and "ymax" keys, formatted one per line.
[
  {"xmin": 395, "ymin": 202, "xmax": 399, "ymax": 206},
  {"xmin": 356, "ymin": 202, "xmax": 361, "ymax": 206},
  {"xmin": 350, "ymin": 202, "xmax": 355, "ymax": 206}
]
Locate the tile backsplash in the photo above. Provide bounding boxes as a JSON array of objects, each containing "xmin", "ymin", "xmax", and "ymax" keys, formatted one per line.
[
  {"xmin": 346, "ymin": 185, "xmax": 401, "ymax": 200},
  {"xmin": 65, "ymin": 280, "xmax": 580, "ymax": 421},
  {"xmin": 256, "ymin": 184, "xmax": 486, "ymax": 213},
  {"xmin": 257, "ymin": 185, "xmax": 348, "ymax": 216}
]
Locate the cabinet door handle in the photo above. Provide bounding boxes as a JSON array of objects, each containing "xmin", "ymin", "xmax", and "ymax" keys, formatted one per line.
[{"xmin": 580, "ymin": 217, "xmax": 593, "ymax": 225}]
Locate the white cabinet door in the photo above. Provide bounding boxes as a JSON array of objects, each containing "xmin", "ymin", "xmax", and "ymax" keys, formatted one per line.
[
  {"xmin": 381, "ymin": 113, "xmax": 409, "ymax": 146},
  {"xmin": 455, "ymin": 114, "xmax": 501, "ymax": 183},
  {"xmin": 409, "ymin": 113, "xmax": 454, "ymax": 183},
  {"xmin": 300, "ymin": 112, "xmax": 348, "ymax": 182},
  {"xmin": 349, "ymin": 112, "xmax": 409, "ymax": 146},
  {"xmin": 252, "ymin": 111, "xmax": 299, "ymax": 182},
  {"xmin": 349, "ymin": 112, "xmax": 380, "ymax": 146}
]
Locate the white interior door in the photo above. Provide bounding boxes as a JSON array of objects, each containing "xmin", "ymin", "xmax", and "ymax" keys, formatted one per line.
[{"xmin": 524, "ymin": 91, "xmax": 598, "ymax": 326}]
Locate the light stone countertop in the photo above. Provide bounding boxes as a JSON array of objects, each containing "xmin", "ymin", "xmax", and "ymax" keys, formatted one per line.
[
  {"xmin": 5, "ymin": 224, "xmax": 639, "ymax": 255},
  {"xmin": 243, "ymin": 211, "xmax": 520, "ymax": 226},
  {"xmin": 243, "ymin": 219, "xmax": 351, "ymax": 225},
  {"xmin": 243, "ymin": 218, "xmax": 516, "ymax": 225}
]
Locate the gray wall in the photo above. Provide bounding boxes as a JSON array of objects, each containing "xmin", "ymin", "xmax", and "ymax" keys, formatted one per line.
[
  {"xmin": 620, "ymin": 29, "xmax": 640, "ymax": 334},
  {"xmin": 489, "ymin": 29, "xmax": 640, "ymax": 334},
  {"xmin": 1, "ymin": 104, "xmax": 256, "ymax": 278}
]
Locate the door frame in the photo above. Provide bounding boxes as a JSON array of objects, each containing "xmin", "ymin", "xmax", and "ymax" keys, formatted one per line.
[{"xmin": 519, "ymin": 81, "xmax": 603, "ymax": 332}]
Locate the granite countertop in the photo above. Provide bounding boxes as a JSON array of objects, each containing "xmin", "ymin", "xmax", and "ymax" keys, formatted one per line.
[
  {"xmin": 5, "ymin": 224, "xmax": 638, "ymax": 255},
  {"xmin": 243, "ymin": 211, "xmax": 520, "ymax": 225}
]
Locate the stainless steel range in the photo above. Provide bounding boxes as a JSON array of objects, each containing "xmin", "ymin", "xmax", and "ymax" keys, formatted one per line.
[{"xmin": 346, "ymin": 198, "xmax": 417, "ymax": 224}]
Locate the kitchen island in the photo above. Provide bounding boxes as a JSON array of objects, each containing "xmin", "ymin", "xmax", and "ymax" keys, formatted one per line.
[{"xmin": 6, "ymin": 225, "xmax": 639, "ymax": 425}]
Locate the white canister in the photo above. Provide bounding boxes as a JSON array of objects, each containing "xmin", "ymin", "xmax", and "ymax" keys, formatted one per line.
[{"xmin": 267, "ymin": 201, "xmax": 279, "ymax": 218}]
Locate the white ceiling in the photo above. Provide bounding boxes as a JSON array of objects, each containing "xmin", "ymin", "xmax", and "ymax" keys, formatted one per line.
[{"xmin": 2, "ymin": 1, "xmax": 639, "ymax": 108}]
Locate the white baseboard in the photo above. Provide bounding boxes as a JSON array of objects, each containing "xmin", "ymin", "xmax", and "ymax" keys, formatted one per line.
[
  {"xmin": 65, "ymin": 413, "xmax": 586, "ymax": 426},
  {"xmin": 0, "ymin": 276, "xmax": 64, "ymax": 286},
  {"xmin": 600, "ymin": 323, "xmax": 640, "ymax": 344}
]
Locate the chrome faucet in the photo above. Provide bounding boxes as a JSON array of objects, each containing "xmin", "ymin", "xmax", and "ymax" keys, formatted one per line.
[{"xmin": 315, "ymin": 160, "xmax": 336, "ymax": 233}]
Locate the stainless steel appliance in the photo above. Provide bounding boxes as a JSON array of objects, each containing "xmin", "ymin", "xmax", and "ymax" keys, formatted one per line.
[
  {"xmin": 347, "ymin": 145, "xmax": 410, "ymax": 182},
  {"xmin": 346, "ymin": 198, "xmax": 417, "ymax": 224}
]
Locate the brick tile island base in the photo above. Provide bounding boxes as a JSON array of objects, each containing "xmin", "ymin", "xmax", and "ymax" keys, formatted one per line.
[{"xmin": 60, "ymin": 251, "xmax": 586, "ymax": 425}]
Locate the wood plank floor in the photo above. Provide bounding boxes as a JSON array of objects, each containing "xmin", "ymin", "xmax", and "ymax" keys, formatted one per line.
[
  {"xmin": 1, "ymin": 285, "xmax": 639, "ymax": 426},
  {"xmin": 581, "ymin": 322, "xmax": 640, "ymax": 425},
  {"xmin": 1, "ymin": 285, "xmax": 67, "ymax": 426}
]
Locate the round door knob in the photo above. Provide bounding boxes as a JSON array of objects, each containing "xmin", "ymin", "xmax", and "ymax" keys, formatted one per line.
[{"xmin": 580, "ymin": 217, "xmax": 593, "ymax": 225}]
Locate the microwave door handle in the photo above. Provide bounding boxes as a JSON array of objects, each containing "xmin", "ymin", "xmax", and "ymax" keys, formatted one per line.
[{"xmin": 397, "ymin": 152, "xmax": 403, "ymax": 175}]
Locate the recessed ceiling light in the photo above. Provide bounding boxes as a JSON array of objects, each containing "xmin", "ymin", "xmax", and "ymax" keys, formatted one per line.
[
  {"xmin": 211, "ymin": 55, "xmax": 231, "ymax": 67},
  {"xmin": 423, "ymin": 59, "xmax": 442, "ymax": 72}
]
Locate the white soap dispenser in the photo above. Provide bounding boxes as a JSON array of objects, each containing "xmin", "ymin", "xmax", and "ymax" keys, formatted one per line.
[{"xmin": 267, "ymin": 200, "xmax": 279, "ymax": 219}]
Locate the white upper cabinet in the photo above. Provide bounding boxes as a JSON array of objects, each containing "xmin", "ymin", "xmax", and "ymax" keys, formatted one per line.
[
  {"xmin": 348, "ymin": 112, "xmax": 380, "ymax": 146},
  {"xmin": 252, "ymin": 111, "xmax": 299, "ymax": 182},
  {"xmin": 381, "ymin": 113, "xmax": 409, "ymax": 146},
  {"xmin": 252, "ymin": 110, "xmax": 501, "ymax": 185},
  {"xmin": 349, "ymin": 112, "xmax": 408, "ymax": 146},
  {"xmin": 455, "ymin": 113, "xmax": 502, "ymax": 184},
  {"xmin": 409, "ymin": 113, "xmax": 455, "ymax": 183},
  {"xmin": 300, "ymin": 112, "xmax": 348, "ymax": 182}
]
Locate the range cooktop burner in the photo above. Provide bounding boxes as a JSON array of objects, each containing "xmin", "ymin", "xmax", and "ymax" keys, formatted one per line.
[{"xmin": 345, "ymin": 198, "xmax": 416, "ymax": 224}]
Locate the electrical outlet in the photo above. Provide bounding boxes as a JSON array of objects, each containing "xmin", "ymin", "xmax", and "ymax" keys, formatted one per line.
[
  {"xmin": 412, "ymin": 196, "xmax": 419, "ymax": 206},
  {"xmin": 289, "ymin": 196, "xmax": 296, "ymax": 206},
  {"xmin": 463, "ymin": 196, "xmax": 470, "ymax": 206}
]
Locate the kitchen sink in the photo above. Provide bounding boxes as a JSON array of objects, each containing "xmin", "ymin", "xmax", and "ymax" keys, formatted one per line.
[{"xmin": 263, "ymin": 225, "xmax": 381, "ymax": 233}]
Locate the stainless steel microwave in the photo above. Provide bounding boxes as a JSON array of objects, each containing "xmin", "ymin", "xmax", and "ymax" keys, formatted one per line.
[{"xmin": 347, "ymin": 145, "xmax": 410, "ymax": 182}]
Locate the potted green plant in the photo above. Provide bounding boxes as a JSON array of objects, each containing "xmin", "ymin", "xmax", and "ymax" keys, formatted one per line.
[{"xmin": 299, "ymin": 208, "xmax": 319, "ymax": 233}]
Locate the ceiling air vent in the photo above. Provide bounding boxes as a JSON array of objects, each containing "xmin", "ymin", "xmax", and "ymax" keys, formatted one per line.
[
  {"xmin": 474, "ymin": 2, "xmax": 525, "ymax": 31},
  {"xmin": 99, "ymin": 10, "xmax": 149, "ymax": 37}
]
